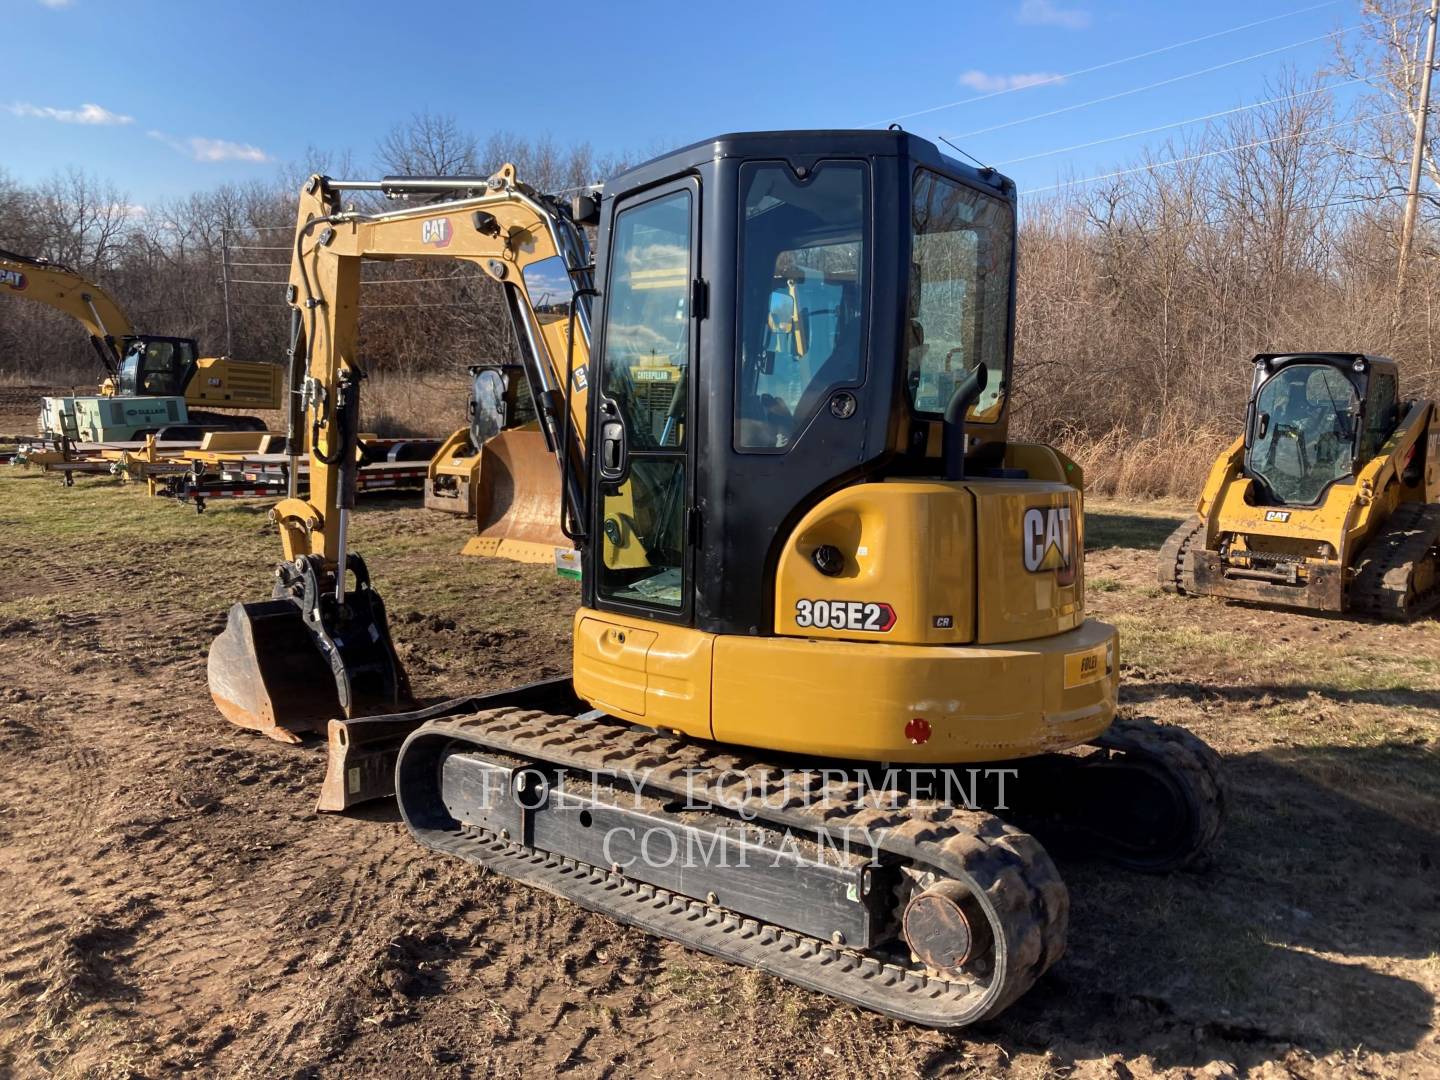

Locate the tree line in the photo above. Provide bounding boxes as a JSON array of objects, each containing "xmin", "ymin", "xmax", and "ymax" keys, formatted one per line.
[{"xmin": 2, "ymin": 1, "xmax": 1437, "ymax": 494}]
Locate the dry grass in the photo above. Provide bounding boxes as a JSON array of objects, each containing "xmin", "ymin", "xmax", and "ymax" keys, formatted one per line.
[
  {"xmin": 1060, "ymin": 412, "xmax": 1232, "ymax": 500},
  {"xmin": 0, "ymin": 364, "xmax": 96, "ymax": 389},
  {"xmin": 361, "ymin": 371, "xmax": 469, "ymax": 438}
]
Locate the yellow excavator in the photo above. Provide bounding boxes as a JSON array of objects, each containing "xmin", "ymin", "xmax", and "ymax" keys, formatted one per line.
[
  {"xmin": 0, "ymin": 248, "xmax": 281, "ymax": 441},
  {"xmin": 207, "ymin": 132, "xmax": 1225, "ymax": 1027},
  {"xmin": 1160, "ymin": 352, "xmax": 1440, "ymax": 619}
]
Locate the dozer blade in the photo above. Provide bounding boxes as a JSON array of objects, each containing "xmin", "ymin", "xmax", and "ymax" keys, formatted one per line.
[
  {"xmin": 209, "ymin": 599, "xmax": 340, "ymax": 744},
  {"xmin": 460, "ymin": 429, "xmax": 570, "ymax": 564},
  {"xmin": 208, "ymin": 553, "xmax": 412, "ymax": 745},
  {"xmin": 317, "ymin": 677, "xmax": 580, "ymax": 812}
]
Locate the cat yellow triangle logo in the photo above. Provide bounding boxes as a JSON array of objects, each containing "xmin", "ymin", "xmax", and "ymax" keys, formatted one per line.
[{"xmin": 1037, "ymin": 537, "xmax": 1068, "ymax": 571}]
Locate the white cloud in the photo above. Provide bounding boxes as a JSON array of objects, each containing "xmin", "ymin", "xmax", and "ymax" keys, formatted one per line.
[
  {"xmin": 38, "ymin": 0, "xmax": 75, "ymax": 8},
  {"xmin": 6, "ymin": 101, "xmax": 133, "ymax": 125},
  {"xmin": 959, "ymin": 70, "xmax": 1065, "ymax": 93},
  {"xmin": 148, "ymin": 130, "xmax": 271, "ymax": 163},
  {"xmin": 1017, "ymin": 0, "xmax": 1091, "ymax": 29}
]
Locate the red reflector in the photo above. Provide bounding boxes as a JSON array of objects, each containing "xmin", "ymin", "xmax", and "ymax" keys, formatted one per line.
[{"xmin": 905, "ymin": 717, "xmax": 932, "ymax": 745}]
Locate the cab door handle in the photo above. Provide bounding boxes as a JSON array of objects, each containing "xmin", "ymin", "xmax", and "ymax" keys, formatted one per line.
[{"xmin": 598, "ymin": 402, "xmax": 628, "ymax": 482}]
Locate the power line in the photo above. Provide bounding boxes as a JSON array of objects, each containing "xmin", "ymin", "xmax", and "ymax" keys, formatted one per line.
[
  {"xmin": 864, "ymin": 0, "xmax": 1345, "ymax": 127},
  {"xmin": 1020, "ymin": 110, "xmax": 1407, "ymax": 195},
  {"xmin": 996, "ymin": 77, "xmax": 1363, "ymax": 166},
  {"xmin": 950, "ymin": 24, "xmax": 1371, "ymax": 142}
]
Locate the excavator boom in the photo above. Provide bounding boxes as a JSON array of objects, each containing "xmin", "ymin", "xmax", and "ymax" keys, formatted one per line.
[
  {"xmin": 208, "ymin": 165, "xmax": 593, "ymax": 753},
  {"xmin": 1, "ymin": 247, "xmax": 134, "ymax": 373}
]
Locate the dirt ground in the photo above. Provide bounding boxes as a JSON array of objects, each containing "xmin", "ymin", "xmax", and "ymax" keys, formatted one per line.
[{"xmin": 0, "ymin": 393, "xmax": 1436, "ymax": 1078}]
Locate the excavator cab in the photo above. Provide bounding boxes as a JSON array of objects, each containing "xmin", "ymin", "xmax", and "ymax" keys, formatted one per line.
[{"xmin": 116, "ymin": 336, "xmax": 200, "ymax": 398}]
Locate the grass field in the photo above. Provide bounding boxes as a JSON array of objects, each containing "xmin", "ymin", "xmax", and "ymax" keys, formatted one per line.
[{"xmin": 0, "ymin": 446, "xmax": 1435, "ymax": 1077}]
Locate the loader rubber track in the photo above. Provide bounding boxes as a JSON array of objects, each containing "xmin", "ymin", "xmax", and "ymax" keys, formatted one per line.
[
  {"xmin": 1089, "ymin": 718, "xmax": 1226, "ymax": 872},
  {"xmin": 1350, "ymin": 502, "xmax": 1440, "ymax": 621},
  {"xmin": 399, "ymin": 707, "xmax": 1069, "ymax": 1028},
  {"xmin": 1157, "ymin": 516, "xmax": 1204, "ymax": 594}
]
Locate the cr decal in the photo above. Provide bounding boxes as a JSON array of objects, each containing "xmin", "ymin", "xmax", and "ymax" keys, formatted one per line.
[
  {"xmin": 1022, "ymin": 506, "xmax": 1075, "ymax": 584},
  {"xmin": 421, "ymin": 218, "xmax": 453, "ymax": 248},
  {"xmin": 795, "ymin": 599, "xmax": 896, "ymax": 632},
  {"xmin": 1, "ymin": 269, "xmax": 26, "ymax": 290},
  {"xmin": 1264, "ymin": 510, "xmax": 1291, "ymax": 522}
]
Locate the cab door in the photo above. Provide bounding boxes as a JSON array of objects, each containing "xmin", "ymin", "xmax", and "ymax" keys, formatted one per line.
[
  {"xmin": 590, "ymin": 180, "xmax": 698, "ymax": 622},
  {"xmin": 577, "ymin": 179, "xmax": 709, "ymax": 732}
]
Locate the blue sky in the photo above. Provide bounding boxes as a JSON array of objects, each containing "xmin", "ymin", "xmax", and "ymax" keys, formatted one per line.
[{"xmin": 2, "ymin": 0, "xmax": 1369, "ymax": 205}]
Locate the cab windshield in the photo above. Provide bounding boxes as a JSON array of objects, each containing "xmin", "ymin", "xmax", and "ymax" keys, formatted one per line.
[
  {"xmin": 904, "ymin": 169, "xmax": 1013, "ymax": 423},
  {"xmin": 1248, "ymin": 363, "xmax": 1360, "ymax": 504}
]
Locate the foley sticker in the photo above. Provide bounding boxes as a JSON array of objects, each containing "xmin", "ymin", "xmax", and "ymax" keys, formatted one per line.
[
  {"xmin": 795, "ymin": 599, "xmax": 896, "ymax": 632},
  {"xmin": 1063, "ymin": 642, "xmax": 1108, "ymax": 689}
]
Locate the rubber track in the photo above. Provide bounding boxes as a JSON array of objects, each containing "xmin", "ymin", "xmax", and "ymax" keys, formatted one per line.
[
  {"xmin": 1350, "ymin": 502, "xmax": 1440, "ymax": 621},
  {"xmin": 1092, "ymin": 718, "xmax": 1227, "ymax": 872},
  {"xmin": 402, "ymin": 708, "xmax": 1069, "ymax": 1027},
  {"xmin": 1157, "ymin": 516, "xmax": 1204, "ymax": 594}
]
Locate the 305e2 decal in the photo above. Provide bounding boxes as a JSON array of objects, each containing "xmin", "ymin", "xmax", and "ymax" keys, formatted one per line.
[{"xmin": 795, "ymin": 599, "xmax": 896, "ymax": 632}]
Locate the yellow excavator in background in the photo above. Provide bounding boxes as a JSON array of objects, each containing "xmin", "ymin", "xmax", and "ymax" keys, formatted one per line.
[
  {"xmin": 1160, "ymin": 352, "xmax": 1440, "ymax": 619},
  {"xmin": 207, "ymin": 132, "xmax": 1225, "ymax": 1027},
  {"xmin": 1, "ymin": 248, "xmax": 281, "ymax": 440}
]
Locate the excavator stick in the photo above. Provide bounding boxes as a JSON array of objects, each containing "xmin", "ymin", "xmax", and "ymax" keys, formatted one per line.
[
  {"xmin": 208, "ymin": 553, "xmax": 412, "ymax": 745},
  {"xmin": 459, "ymin": 428, "xmax": 571, "ymax": 564}
]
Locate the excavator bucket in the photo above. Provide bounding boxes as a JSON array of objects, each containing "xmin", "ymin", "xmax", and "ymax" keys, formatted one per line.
[
  {"xmin": 460, "ymin": 429, "xmax": 571, "ymax": 564},
  {"xmin": 208, "ymin": 553, "xmax": 411, "ymax": 746},
  {"xmin": 208, "ymin": 600, "xmax": 344, "ymax": 744}
]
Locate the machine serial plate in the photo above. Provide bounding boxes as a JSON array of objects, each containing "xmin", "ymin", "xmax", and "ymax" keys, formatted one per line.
[{"xmin": 1062, "ymin": 642, "xmax": 1107, "ymax": 689}]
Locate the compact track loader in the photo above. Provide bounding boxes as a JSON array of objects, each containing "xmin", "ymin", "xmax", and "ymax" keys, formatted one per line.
[
  {"xmin": 208, "ymin": 133, "xmax": 1225, "ymax": 1026},
  {"xmin": 1, "ymin": 248, "xmax": 279, "ymax": 441},
  {"xmin": 1160, "ymin": 352, "xmax": 1440, "ymax": 619}
]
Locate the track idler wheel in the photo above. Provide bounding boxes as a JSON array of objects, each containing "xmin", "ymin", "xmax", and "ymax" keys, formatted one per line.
[{"xmin": 902, "ymin": 880, "xmax": 996, "ymax": 976}]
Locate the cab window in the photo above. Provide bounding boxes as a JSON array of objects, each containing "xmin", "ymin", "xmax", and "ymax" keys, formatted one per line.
[
  {"xmin": 905, "ymin": 170, "xmax": 1013, "ymax": 423},
  {"xmin": 736, "ymin": 162, "xmax": 867, "ymax": 451},
  {"xmin": 1360, "ymin": 371, "xmax": 1398, "ymax": 463}
]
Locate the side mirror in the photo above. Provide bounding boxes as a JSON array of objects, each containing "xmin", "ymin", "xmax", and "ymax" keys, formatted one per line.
[{"xmin": 571, "ymin": 193, "xmax": 601, "ymax": 227}]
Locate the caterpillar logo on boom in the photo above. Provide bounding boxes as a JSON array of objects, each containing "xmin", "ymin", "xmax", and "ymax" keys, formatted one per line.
[
  {"xmin": 421, "ymin": 218, "xmax": 453, "ymax": 248},
  {"xmin": 1, "ymin": 269, "xmax": 26, "ymax": 291},
  {"xmin": 1022, "ymin": 505, "xmax": 1077, "ymax": 585}
]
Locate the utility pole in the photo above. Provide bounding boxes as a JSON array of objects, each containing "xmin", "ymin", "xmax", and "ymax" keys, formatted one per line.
[
  {"xmin": 220, "ymin": 225, "xmax": 235, "ymax": 357},
  {"xmin": 1397, "ymin": 0, "xmax": 1440, "ymax": 299}
]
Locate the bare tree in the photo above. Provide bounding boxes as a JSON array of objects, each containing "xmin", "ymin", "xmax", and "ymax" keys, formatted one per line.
[{"xmin": 376, "ymin": 112, "xmax": 479, "ymax": 176}]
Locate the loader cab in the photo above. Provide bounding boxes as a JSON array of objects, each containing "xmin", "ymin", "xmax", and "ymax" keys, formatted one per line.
[
  {"xmin": 1244, "ymin": 353, "xmax": 1400, "ymax": 506},
  {"xmin": 117, "ymin": 336, "xmax": 200, "ymax": 399},
  {"xmin": 583, "ymin": 130, "xmax": 1017, "ymax": 635}
]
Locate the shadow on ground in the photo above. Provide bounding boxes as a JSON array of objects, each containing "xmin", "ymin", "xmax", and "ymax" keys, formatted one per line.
[
  {"xmin": 1087, "ymin": 510, "xmax": 1187, "ymax": 552},
  {"xmin": 968, "ymin": 738, "xmax": 1439, "ymax": 1071}
]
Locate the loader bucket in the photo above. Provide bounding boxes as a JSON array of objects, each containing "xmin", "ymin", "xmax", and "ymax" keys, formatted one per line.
[
  {"xmin": 460, "ymin": 429, "xmax": 569, "ymax": 564},
  {"xmin": 208, "ymin": 599, "xmax": 342, "ymax": 744}
]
